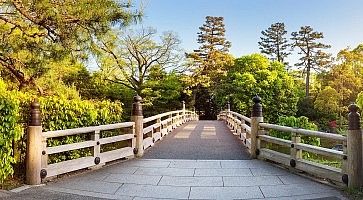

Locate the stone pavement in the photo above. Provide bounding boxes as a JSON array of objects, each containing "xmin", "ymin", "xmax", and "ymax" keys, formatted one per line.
[
  {"xmin": 3, "ymin": 159, "xmax": 346, "ymax": 200},
  {"xmin": 2, "ymin": 121, "xmax": 346, "ymax": 200},
  {"xmin": 143, "ymin": 120, "xmax": 250, "ymax": 160}
]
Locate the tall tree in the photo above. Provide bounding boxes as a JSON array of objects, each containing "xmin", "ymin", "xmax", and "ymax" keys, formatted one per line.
[
  {"xmin": 258, "ymin": 22, "xmax": 290, "ymax": 64},
  {"xmin": 188, "ymin": 16, "xmax": 233, "ymax": 87},
  {"xmin": 96, "ymin": 28, "xmax": 182, "ymax": 97},
  {"xmin": 0, "ymin": 0, "xmax": 141, "ymax": 93},
  {"xmin": 187, "ymin": 16, "xmax": 233, "ymax": 119},
  {"xmin": 291, "ymin": 26, "xmax": 331, "ymax": 96}
]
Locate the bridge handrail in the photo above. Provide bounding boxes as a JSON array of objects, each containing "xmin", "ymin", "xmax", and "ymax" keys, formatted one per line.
[
  {"xmin": 218, "ymin": 108, "xmax": 355, "ymax": 187},
  {"xmin": 228, "ymin": 111, "xmax": 251, "ymax": 123},
  {"xmin": 42, "ymin": 122, "xmax": 135, "ymax": 138},
  {"xmin": 142, "ymin": 110, "xmax": 198, "ymax": 148},
  {"xmin": 217, "ymin": 110, "xmax": 252, "ymax": 148},
  {"xmin": 26, "ymin": 98, "xmax": 199, "ymax": 184},
  {"xmin": 259, "ymin": 122, "xmax": 347, "ymax": 141},
  {"xmin": 143, "ymin": 110, "xmax": 181, "ymax": 123}
]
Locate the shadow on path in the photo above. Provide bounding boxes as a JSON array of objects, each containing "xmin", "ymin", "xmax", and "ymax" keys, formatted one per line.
[{"xmin": 143, "ymin": 120, "xmax": 251, "ymax": 160}]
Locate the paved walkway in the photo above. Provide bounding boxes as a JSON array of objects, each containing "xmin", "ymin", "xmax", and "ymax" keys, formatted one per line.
[
  {"xmin": 2, "ymin": 121, "xmax": 346, "ymax": 200},
  {"xmin": 143, "ymin": 120, "xmax": 250, "ymax": 160}
]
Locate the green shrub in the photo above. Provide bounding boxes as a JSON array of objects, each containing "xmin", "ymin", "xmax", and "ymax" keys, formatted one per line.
[
  {"xmin": 0, "ymin": 81, "xmax": 22, "ymax": 183},
  {"xmin": 0, "ymin": 79, "xmax": 124, "ymax": 181},
  {"xmin": 38, "ymin": 97, "xmax": 123, "ymax": 163},
  {"xmin": 269, "ymin": 116, "xmax": 320, "ymax": 146}
]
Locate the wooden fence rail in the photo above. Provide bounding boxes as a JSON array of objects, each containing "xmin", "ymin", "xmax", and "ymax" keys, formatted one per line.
[
  {"xmin": 218, "ymin": 96, "xmax": 362, "ymax": 188},
  {"xmin": 26, "ymin": 97, "xmax": 198, "ymax": 185}
]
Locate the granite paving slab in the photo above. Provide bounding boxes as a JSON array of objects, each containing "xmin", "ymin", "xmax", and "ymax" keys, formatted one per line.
[
  {"xmin": 189, "ymin": 186, "xmax": 264, "ymax": 200},
  {"xmin": 115, "ymin": 184, "xmax": 190, "ymax": 199},
  {"xmin": 158, "ymin": 176, "xmax": 223, "ymax": 186},
  {"xmin": 223, "ymin": 175, "xmax": 283, "ymax": 186},
  {"xmin": 103, "ymin": 174, "xmax": 162, "ymax": 185},
  {"xmin": 260, "ymin": 183, "xmax": 338, "ymax": 198},
  {"xmin": 134, "ymin": 167, "xmax": 195, "ymax": 176},
  {"xmin": 194, "ymin": 168, "xmax": 252, "ymax": 176}
]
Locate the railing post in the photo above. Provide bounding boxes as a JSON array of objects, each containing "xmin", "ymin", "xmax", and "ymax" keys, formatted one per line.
[
  {"xmin": 290, "ymin": 132, "xmax": 302, "ymax": 170},
  {"xmin": 250, "ymin": 96, "xmax": 263, "ymax": 159},
  {"xmin": 26, "ymin": 99, "xmax": 43, "ymax": 185},
  {"xmin": 132, "ymin": 95, "xmax": 144, "ymax": 157},
  {"xmin": 91, "ymin": 130, "xmax": 104, "ymax": 168},
  {"xmin": 227, "ymin": 102, "xmax": 231, "ymax": 126},
  {"xmin": 168, "ymin": 113, "xmax": 172, "ymax": 132},
  {"xmin": 346, "ymin": 104, "xmax": 362, "ymax": 188},
  {"xmin": 182, "ymin": 101, "xmax": 186, "ymax": 123},
  {"xmin": 240, "ymin": 119, "xmax": 246, "ymax": 141}
]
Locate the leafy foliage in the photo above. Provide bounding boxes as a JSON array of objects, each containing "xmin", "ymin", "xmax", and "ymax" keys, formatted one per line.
[
  {"xmin": 356, "ymin": 91, "xmax": 363, "ymax": 110},
  {"xmin": 314, "ymin": 86, "xmax": 339, "ymax": 119},
  {"xmin": 0, "ymin": 80, "xmax": 22, "ymax": 183},
  {"xmin": 269, "ymin": 116, "xmax": 320, "ymax": 146},
  {"xmin": 0, "ymin": 0, "xmax": 141, "ymax": 92},
  {"xmin": 39, "ymin": 97, "xmax": 123, "ymax": 163},
  {"xmin": 96, "ymin": 27, "xmax": 182, "ymax": 95},
  {"xmin": 0, "ymin": 79, "xmax": 124, "ymax": 179},
  {"xmin": 142, "ymin": 66, "xmax": 184, "ymax": 116},
  {"xmin": 216, "ymin": 54, "xmax": 299, "ymax": 123}
]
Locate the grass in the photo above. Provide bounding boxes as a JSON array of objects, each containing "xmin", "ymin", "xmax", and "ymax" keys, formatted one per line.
[
  {"xmin": 344, "ymin": 187, "xmax": 363, "ymax": 200},
  {"xmin": 0, "ymin": 176, "xmax": 24, "ymax": 190}
]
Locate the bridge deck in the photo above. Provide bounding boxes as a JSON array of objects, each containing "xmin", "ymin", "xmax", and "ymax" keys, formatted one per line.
[
  {"xmin": 4, "ymin": 120, "xmax": 345, "ymax": 200},
  {"xmin": 143, "ymin": 120, "xmax": 250, "ymax": 160}
]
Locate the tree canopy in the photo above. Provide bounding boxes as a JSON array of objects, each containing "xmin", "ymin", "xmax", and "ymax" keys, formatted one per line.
[
  {"xmin": 258, "ymin": 22, "xmax": 290, "ymax": 64},
  {"xmin": 0, "ymin": 0, "xmax": 141, "ymax": 93},
  {"xmin": 291, "ymin": 26, "xmax": 331, "ymax": 96},
  {"xmin": 215, "ymin": 54, "xmax": 300, "ymax": 123}
]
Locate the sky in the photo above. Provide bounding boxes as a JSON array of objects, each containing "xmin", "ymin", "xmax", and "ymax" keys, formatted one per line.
[{"xmin": 132, "ymin": 0, "xmax": 363, "ymax": 63}]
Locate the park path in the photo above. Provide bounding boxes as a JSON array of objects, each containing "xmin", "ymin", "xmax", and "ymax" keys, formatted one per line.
[
  {"xmin": 143, "ymin": 120, "xmax": 250, "ymax": 160},
  {"xmin": 2, "ymin": 120, "xmax": 346, "ymax": 200}
]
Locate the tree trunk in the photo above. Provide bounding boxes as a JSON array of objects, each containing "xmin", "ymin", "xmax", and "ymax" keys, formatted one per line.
[{"xmin": 305, "ymin": 66, "xmax": 310, "ymax": 97}]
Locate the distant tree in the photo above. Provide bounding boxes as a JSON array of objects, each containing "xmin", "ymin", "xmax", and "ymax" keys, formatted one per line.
[
  {"xmin": 186, "ymin": 16, "xmax": 233, "ymax": 119},
  {"xmin": 96, "ymin": 27, "xmax": 182, "ymax": 96},
  {"xmin": 187, "ymin": 16, "xmax": 233, "ymax": 87},
  {"xmin": 291, "ymin": 26, "xmax": 331, "ymax": 97},
  {"xmin": 258, "ymin": 22, "xmax": 290, "ymax": 64},
  {"xmin": 143, "ymin": 66, "xmax": 184, "ymax": 116}
]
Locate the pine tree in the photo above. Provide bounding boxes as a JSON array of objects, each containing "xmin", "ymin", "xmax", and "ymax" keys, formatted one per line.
[
  {"xmin": 198, "ymin": 16, "xmax": 231, "ymax": 54},
  {"xmin": 0, "ymin": 0, "xmax": 141, "ymax": 92},
  {"xmin": 258, "ymin": 22, "xmax": 290, "ymax": 64},
  {"xmin": 188, "ymin": 16, "xmax": 232, "ymax": 86},
  {"xmin": 187, "ymin": 16, "xmax": 233, "ymax": 120},
  {"xmin": 291, "ymin": 26, "xmax": 331, "ymax": 97}
]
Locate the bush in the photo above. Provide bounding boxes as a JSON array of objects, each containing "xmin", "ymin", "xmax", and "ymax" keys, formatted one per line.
[
  {"xmin": 38, "ymin": 97, "xmax": 123, "ymax": 163},
  {"xmin": 270, "ymin": 116, "xmax": 320, "ymax": 146},
  {"xmin": 0, "ymin": 80, "xmax": 22, "ymax": 183},
  {"xmin": 0, "ymin": 79, "xmax": 124, "ymax": 181}
]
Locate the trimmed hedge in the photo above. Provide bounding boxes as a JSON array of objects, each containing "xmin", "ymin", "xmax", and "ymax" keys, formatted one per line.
[
  {"xmin": 0, "ymin": 79, "xmax": 123, "ymax": 182},
  {"xmin": 0, "ymin": 82, "xmax": 22, "ymax": 183}
]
